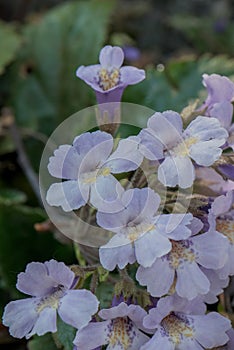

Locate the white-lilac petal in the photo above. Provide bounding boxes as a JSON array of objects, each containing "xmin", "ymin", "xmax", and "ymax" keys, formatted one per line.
[
  {"xmin": 99, "ymin": 234, "xmax": 135, "ymax": 271},
  {"xmin": 189, "ymin": 139, "xmax": 225, "ymax": 166},
  {"xmin": 2, "ymin": 298, "xmax": 38, "ymax": 339},
  {"xmin": 192, "ymin": 312, "xmax": 231, "ymax": 348},
  {"xmin": 16, "ymin": 262, "xmax": 57, "ymax": 297},
  {"xmin": 185, "ymin": 116, "xmax": 228, "ymax": 140},
  {"xmin": 76, "ymin": 64, "xmax": 101, "ymax": 90},
  {"xmin": 192, "ymin": 231, "xmax": 228, "ymax": 269},
  {"xmin": 46, "ymin": 180, "xmax": 88, "ymax": 212},
  {"xmin": 210, "ymin": 101, "xmax": 233, "ymax": 129},
  {"xmin": 99, "ymin": 45, "xmax": 124, "ymax": 69},
  {"xmin": 138, "ymin": 128, "xmax": 164, "ymax": 160},
  {"xmin": 58, "ymin": 289, "xmax": 99, "ymax": 329},
  {"xmin": 120, "ymin": 66, "xmax": 145, "ymax": 86},
  {"xmin": 135, "ymin": 230, "xmax": 172, "ymax": 267},
  {"xmin": 155, "ymin": 213, "xmax": 193, "ymax": 240},
  {"xmin": 140, "ymin": 331, "xmax": 174, "ymax": 350},
  {"xmin": 44, "ymin": 259, "xmax": 75, "ymax": 290},
  {"xmin": 202, "ymin": 73, "xmax": 234, "ymax": 105},
  {"xmin": 136, "ymin": 258, "xmax": 174, "ymax": 297},
  {"xmin": 176, "ymin": 261, "xmax": 210, "ymax": 300},
  {"xmin": 73, "ymin": 321, "xmax": 110, "ymax": 350},
  {"xmin": 26, "ymin": 307, "xmax": 57, "ymax": 339}
]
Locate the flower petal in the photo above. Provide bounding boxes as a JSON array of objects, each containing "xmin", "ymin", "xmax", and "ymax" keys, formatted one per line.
[
  {"xmin": 185, "ymin": 116, "xmax": 228, "ymax": 141},
  {"xmin": 2, "ymin": 298, "xmax": 38, "ymax": 339},
  {"xmin": 26, "ymin": 307, "xmax": 57, "ymax": 339},
  {"xmin": 120, "ymin": 66, "xmax": 145, "ymax": 86},
  {"xmin": 59, "ymin": 290, "xmax": 99, "ymax": 329},
  {"xmin": 99, "ymin": 234, "xmax": 135, "ymax": 271},
  {"xmin": 210, "ymin": 101, "xmax": 233, "ymax": 129},
  {"xmin": 140, "ymin": 331, "xmax": 174, "ymax": 350},
  {"xmin": 189, "ymin": 139, "xmax": 224, "ymax": 166},
  {"xmin": 76, "ymin": 64, "xmax": 101, "ymax": 91},
  {"xmin": 155, "ymin": 213, "xmax": 193, "ymax": 240},
  {"xmin": 73, "ymin": 321, "xmax": 110, "ymax": 349},
  {"xmin": 99, "ymin": 46, "xmax": 124, "ymax": 68},
  {"xmin": 176, "ymin": 261, "xmax": 210, "ymax": 299},
  {"xmin": 44, "ymin": 260, "xmax": 75, "ymax": 290},
  {"xmin": 136, "ymin": 258, "xmax": 174, "ymax": 297},
  {"xmin": 46, "ymin": 180, "xmax": 89, "ymax": 212}
]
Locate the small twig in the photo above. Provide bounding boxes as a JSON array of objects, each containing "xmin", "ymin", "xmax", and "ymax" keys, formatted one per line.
[{"xmin": 1, "ymin": 108, "xmax": 42, "ymax": 205}]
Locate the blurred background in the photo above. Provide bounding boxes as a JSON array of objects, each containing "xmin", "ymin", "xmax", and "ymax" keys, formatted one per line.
[{"xmin": 0, "ymin": 0, "xmax": 234, "ymax": 348}]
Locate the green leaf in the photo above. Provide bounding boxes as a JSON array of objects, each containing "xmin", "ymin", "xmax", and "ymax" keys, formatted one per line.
[
  {"xmin": 0, "ymin": 21, "xmax": 21, "ymax": 75},
  {"xmin": 0, "ymin": 188, "xmax": 27, "ymax": 205},
  {"xmin": 96, "ymin": 281, "xmax": 114, "ymax": 309},
  {"xmin": 9, "ymin": 0, "xmax": 115, "ymax": 134},
  {"xmin": 56, "ymin": 317, "xmax": 76, "ymax": 350},
  {"xmin": 28, "ymin": 334, "xmax": 57, "ymax": 350}
]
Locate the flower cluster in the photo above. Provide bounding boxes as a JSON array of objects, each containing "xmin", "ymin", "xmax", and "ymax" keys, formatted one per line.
[{"xmin": 2, "ymin": 46, "xmax": 234, "ymax": 349}]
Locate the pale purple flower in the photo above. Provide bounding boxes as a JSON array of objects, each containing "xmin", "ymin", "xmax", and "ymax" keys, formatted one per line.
[
  {"xmin": 98, "ymin": 187, "xmax": 194, "ymax": 271},
  {"xmin": 2, "ymin": 260, "xmax": 99, "ymax": 339},
  {"xmin": 136, "ymin": 217, "xmax": 229, "ymax": 300},
  {"xmin": 139, "ymin": 111, "xmax": 228, "ymax": 188},
  {"xmin": 76, "ymin": 45, "xmax": 145, "ymax": 105},
  {"xmin": 202, "ymin": 74, "xmax": 234, "ymax": 151},
  {"xmin": 46, "ymin": 131, "xmax": 142, "ymax": 212},
  {"xmin": 208, "ymin": 190, "xmax": 234, "ymax": 278},
  {"xmin": 141, "ymin": 294, "xmax": 231, "ymax": 350},
  {"xmin": 196, "ymin": 167, "xmax": 234, "ymax": 194},
  {"xmin": 73, "ymin": 302, "xmax": 150, "ymax": 350},
  {"xmin": 200, "ymin": 267, "xmax": 229, "ymax": 304}
]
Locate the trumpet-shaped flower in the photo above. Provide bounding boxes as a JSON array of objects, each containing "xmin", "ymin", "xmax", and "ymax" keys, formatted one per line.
[
  {"xmin": 136, "ymin": 218, "xmax": 229, "ymax": 300},
  {"xmin": 46, "ymin": 131, "xmax": 142, "ymax": 213},
  {"xmin": 141, "ymin": 294, "xmax": 231, "ymax": 350},
  {"xmin": 73, "ymin": 302, "xmax": 150, "ymax": 350},
  {"xmin": 98, "ymin": 187, "xmax": 194, "ymax": 271},
  {"xmin": 139, "ymin": 111, "xmax": 228, "ymax": 188},
  {"xmin": 76, "ymin": 45, "xmax": 145, "ymax": 105},
  {"xmin": 2, "ymin": 260, "xmax": 99, "ymax": 339}
]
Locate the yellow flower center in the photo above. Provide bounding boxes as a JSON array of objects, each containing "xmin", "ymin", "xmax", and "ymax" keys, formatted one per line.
[
  {"xmin": 36, "ymin": 288, "xmax": 64, "ymax": 313},
  {"xmin": 125, "ymin": 223, "xmax": 155, "ymax": 242},
  {"xmin": 99, "ymin": 68, "xmax": 120, "ymax": 91},
  {"xmin": 162, "ymin": 313, "xmax": 194, "ymax": 345},
  {"xmin": 81, "ymin": 167, "xmax": 111, "ymax": 184},
  {"xmin": 168, "ymin": 240, "xmax": 196, "ymax": 269},
  {"xmin": 172, "ymin": 137, "xmax": 198, "ymax": 157},
  {"xmin": 216, "ymin": 219, "xmax": 234, "ymax": 244},
  {"xmin": 109, "ymin": 318, "xmax": 132, "ymax": 350}
]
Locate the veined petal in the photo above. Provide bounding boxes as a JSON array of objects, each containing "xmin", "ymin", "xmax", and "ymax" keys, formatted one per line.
[
  {"xmin": 138, "ymin": 128, "xmax": 164, "ymax": 160},
  {"xmin": 44, "ymin": 260, "xmax": 75, "ymax": 290},
  {"xmin": 136, "ymin": 258, "xmax": 174, "ymax": 297},
  {"xmin": 26, "ymin": 307, "xmax": 57, "ymax": 339},
  {"xmin": 120, "ymin": 66, "xmax": 145, "ymax": 86},
  {"xmin": 135, "ymin": 230, "xmax": 172, "ymax": 267},
  {"xmin": 189, "ymin": 139, "xmax": 225, "ymax": 166},
  {"xmin": 99, "ymin": 46, "xmax": 124, "ymax": 69},
  {"xmin": 185, "ymin": 116, "xmax": 228, "ymax": 141},
  {"xmin": 58, "ymin": 290, "xmax": 99, "ymax": 329},
  {"xmin": 2, "ymin": 298, "xmax": 38, "ymax": 339},
  {"xmin": 176, "ymin": 261, "xmax": 210, "ymax": 300},
  {"xmin": 76, "ymin": 64, "xmax": 101, "ymax": 91},
  {"xmin": 140, "ymin": 330, "xmax": 174, "ymax": 350},
  {"xmin": 73, "ymin": 321, "xmax": 110, "ymax": 350},
  {"xmin": 155, "ymin": 213, "xmax": 193, "ymax": 240},
  {"xmin": 99, "ymin": 234, "xmax": 135, "ymax": 271},
  {"xmin": 46, "ymin": 180, "xmax": 89, "ymax": 212}
]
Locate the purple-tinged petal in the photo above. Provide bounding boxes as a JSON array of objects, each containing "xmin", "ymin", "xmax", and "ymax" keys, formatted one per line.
[
  {"xmin": 136, "ymin": 258, "xmax": 174, "ymax": 297},
  {"xmin": 120, "ymin": 66, "xmax": 145, "ymax": 86},
  {"xmin": 26, "ymin": 307, "xmax": 57, "ymax": 339},
  {"xmin": 99, "ymin": 235, "xmax": 135, "ymax": 271},
  {"xmin": 192, "ymin": 231, "xmax": 229, "ymax": 269},
  {"xmin": 189, "ymin": 217, "xmax": 204, "ymax": 236},
  {"xmin": 158, "ymin": 155, "xmax": 195, "ymax": 188},
  {"xmin": 210, "ymin": 190, "xmax": 233, "ymax": 217},
  {"xmin": 210, "ymin": 101, "xmax": 233, "ymax": 129},
  {"xmin": 140, "ymin": 331, "xmax": 174, "ymax": 350},
  {"xmin": 44, "ymin": 260, "xmax": 75, "ymax": 290},
  {"xmin": 147, "ymin": 111, "xmax": 183, "ymax": 149},
  {"xmin": 48, "ymin": 145, "xmax": 81, "ymax": 180},
  {"xmin": 138, "ymin": 128, "xmax": 164, "ymax": 160},
  {"xmin": 95, "ymin": 88, "xmax": 124, "ymax": 104},
  {"xmin": 99, "ymin": 302, "xmax": 129, "ymax": 320},
  {"xmin": 218, "ymin": 164, "xmax": 234, "ymax": 181},
  {"xmin": 192, "ymin": 312, "xmax": 231, "ymax": 348},
  {"xmin": 105, "ymin": 136, "xmax": 144, "ymax": 173},
  {"xmin": 90, "ymin": 175, "xmax": 125, "ymax": 213},
  {"xmin": 2, "ymin": 298, "xmax": 38, "ymax": 339},
  {"xmin": 176, "ymin": 261, "xmax": 210, "ymax": 299},
  {"xmin": 201, "ymin": 267, "xmax": 229, "ymax": 304},
  {"xmin": 185, "ymin": 116, "xmax": 228, "ymax": 141},
  {"xmin": 155, "ymin": 213, "xmax": 193, "ymax": 240},
  {"xmin": 135, "ymin": 230, "xmax": 172, "ymax": 267},
  {"xmin": 73, "ymin": 321, "xmax": 110, "ymax": 350},
  {"xmin": 76, "ymin": 64, "xmax": 101, "ymax": 91},
  {"xmin": 203, "ymin": 73, "xmax": 234, "ymax": 106},
  {"xmin": 189, "ymin": 139, "xmax": 225, "ymax": 166},
  {"xmin": 99, "ymin": 46, "xmax": 124, "ymax": 69},
  {"xmin": 127, "ymin": 304, "xmax": 150, "ymax": 333},
  {"xmin": 58, "ymin": 289, "xmax": 99, "ymax": 329},
  {"xmin": 46, "ymin": 180, "xmax": 89, "ymax": 212},
  {"xmin": 74, "ymin": 131, "xmax": 113, "ymax": 170},
  {"xmin": 17, "ymin": 262, "xmax": 57, "ymax": 297}
]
